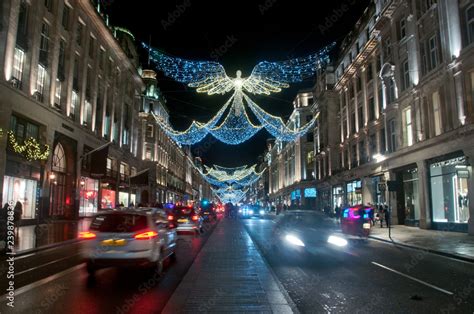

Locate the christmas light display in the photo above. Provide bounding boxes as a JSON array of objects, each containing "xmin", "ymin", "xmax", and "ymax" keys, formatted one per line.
[
  {"xmin": 212, "ymin": 186, "xmax": 249, "ymax": 204},
  {"xmin": 144, "ymin": 42, "xmax": 335, "ymax": 96},
  {"xmin": 8, "ymin": 131, "xmax": 50, "ymax": 161},
  {"xmin": 201, "ymin": 164, "xmax": 263, "ymax": 190},
  {"xmin": 144, "ymin": 43, "xmax": 335, "ymax": 145}
]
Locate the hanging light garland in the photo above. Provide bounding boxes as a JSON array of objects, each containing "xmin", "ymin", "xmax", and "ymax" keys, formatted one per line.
[
  {"xmin": 144, "ymin": 43, "xmax": 335, "ymax": 145},
  {"xmin": 8, "ymin": 131, "xmax": 50, "ymax": 161}
]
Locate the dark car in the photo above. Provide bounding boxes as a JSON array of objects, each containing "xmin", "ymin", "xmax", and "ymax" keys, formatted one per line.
[
  {"xmin": 272, "ymin": 210, "xmax": 349, "ymax": 256},
  {"xmin": 167, "ymin": 206, "xmax": 203, "ymax": 234},
  {"xmin": 200, "ymin": 202, "xmax": 217, "ymax": 222}
]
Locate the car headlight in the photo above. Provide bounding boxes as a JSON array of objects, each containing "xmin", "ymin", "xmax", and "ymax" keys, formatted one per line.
[
  {"xmin": 249, "ymin": 210, "xmax": 254, "ymax": 215},
  {"xmin": 259, "ymin": 210, "xmax": 264, "ymax": 215},
  {"xmin": 327, "ymin": 235, "xmax": 348, "ymax": 247},
  {"xmin": 285, "ymin": 234, "xmax": 305, "ymax": 247}
]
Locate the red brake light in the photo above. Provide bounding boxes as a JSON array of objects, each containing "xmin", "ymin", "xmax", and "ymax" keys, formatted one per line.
[
  {"xmin": 167, "ymin": 215, "xmax": 174, "ymax": 221},
  {"xmin": 192, "ymin": 215, "xmax": 199, "ymax": 221},
  {"xmin": 79, "ymin": 231, "xmax": 96, "ymax": 239},
  {"xmin": 134, "ymin": 230, "xmax": 158, "ymax": 240}
]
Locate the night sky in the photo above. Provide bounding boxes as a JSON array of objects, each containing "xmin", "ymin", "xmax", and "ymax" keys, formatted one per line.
[{"xmin": 105, "ymin": 0, "xmax": 370, "ymax": 167}]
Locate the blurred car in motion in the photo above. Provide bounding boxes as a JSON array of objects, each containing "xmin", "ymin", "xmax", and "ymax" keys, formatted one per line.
[
  {"xmin": 81, "ymin": 207, "xmax": 177, "ymax": 275},
  {"xmin": 200, "ymin": 200, "xmax": 217, "ymax": 222},
  {"xmin": 341, "ymin": 205, "xmax": 373, "ymax": 238},
  {"xmin": 167, "ymin": 205, "xmax": 203, "ymax": 234},
  {"xmin": 272, "ymin": 210, "xmax": 349, "ymax": 256},
  {"xmin": 238, "ymin": 204, "xmax": 255, "ymax": 218}
]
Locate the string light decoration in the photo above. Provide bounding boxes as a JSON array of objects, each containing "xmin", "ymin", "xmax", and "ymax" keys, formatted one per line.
[
  {"xmin": 144, "ymin": 43, "xmax": 335, "ymax": 145},
  {"xmin": 8, "ymin": 131, "xmax": 50, "ymax": 161},
  {"xmin": 144, "ymin": 42, "xmax": 335, "ymax": 96},
  {"xmin": 212, "ymin": 186, "xmax": 249, "ymax": 204},
  {"xmin": 201, "ymin": 164, "xmax": 263, "ymax": 189}
]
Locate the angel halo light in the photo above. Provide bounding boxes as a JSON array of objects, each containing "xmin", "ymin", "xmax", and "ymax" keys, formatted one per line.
[{"xmin": 144, "ymin": 42, "xmax": 335, "ymax": 145}]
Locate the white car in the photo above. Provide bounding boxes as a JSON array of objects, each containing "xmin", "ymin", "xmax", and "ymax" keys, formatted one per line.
[{"xmin": 81, "ymin": 207, "xmax": 177, "ymax": 275}]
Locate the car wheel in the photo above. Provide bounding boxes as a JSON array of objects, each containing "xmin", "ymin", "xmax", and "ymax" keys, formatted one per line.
[{"xmin": 86, "ymin": 261, "xmax": 96, "ymax": 276}]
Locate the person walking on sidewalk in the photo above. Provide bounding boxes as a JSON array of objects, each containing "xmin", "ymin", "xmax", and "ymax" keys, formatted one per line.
[
  {"xmin": 378, "ymin": 204, "xmax": 385, "ymax": 228},
  {"xmin": 384, "ymin": 204, "xmax": 390, "ymax": 228},
  {"xmin": 13, "ymin": 201, "xmax": 22, "ymax": 238}
]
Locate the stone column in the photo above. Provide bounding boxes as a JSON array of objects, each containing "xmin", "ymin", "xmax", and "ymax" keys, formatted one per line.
[{"xmin": 416, "ymin": 160, "xmax": 431, "ymax": 230}]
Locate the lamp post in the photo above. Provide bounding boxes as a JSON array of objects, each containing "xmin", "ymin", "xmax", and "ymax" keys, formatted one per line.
[
  {"xmin": 49, "ymin": 172, "xmax": 57, "ymax": 216},
  {"xmin": 80, "ymin": 177, "xmax": 86, "ymax": 216}
]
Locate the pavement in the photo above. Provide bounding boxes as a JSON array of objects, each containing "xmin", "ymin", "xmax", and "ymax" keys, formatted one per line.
[
  {"xmin": 369, "ymin": 224, "xmax": 474, "ymax": 262},
  {"xmin": 162, "ymin": 218, "xmax": 296, "ymax": 313}
]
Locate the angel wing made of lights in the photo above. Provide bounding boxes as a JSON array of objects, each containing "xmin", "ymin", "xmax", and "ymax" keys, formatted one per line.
[{"xmin": 144, "ymin": 42, "xmax": 335, "ymax": 96}]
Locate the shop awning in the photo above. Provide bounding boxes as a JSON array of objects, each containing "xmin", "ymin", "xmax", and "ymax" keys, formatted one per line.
[{"xmin": 130, "ymin": 168, "xmax": 149, "ymax": 186}]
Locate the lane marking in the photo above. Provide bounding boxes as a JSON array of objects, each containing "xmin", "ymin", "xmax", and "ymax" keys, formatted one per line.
[
  {"xmin": 15, "ymin": 253, "xmax": 82, "ymax": 276},
  {"xmin": 371, "ymin": 261, "xmax": 453, "ymax": 295},
  {"xmin": 0, "ymin": 263, "xmax": 85, "ymax": 303},
  {"xmin": 368, "ymin": 237, "xmax": 474, "ymax": 265}
]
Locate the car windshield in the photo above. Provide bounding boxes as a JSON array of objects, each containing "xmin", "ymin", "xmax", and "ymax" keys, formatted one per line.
[
  {"xmin": 89, "ymin": 214, "xmax": 148, "ymax": 232},
  {"xmin": 285, "ymin": 212, "xmax": 336, "ymax": 229}
]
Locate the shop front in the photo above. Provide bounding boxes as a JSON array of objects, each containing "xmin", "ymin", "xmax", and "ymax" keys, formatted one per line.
[
  {"xmin": 429, "ymin": 154, "xmax": 470, "ymax": 232},
  {"xmin": 303, "ymin": 187, "xmax": 317, "ymax": 209},
  {"xmin": 79, "ymin": 177, "xmax": 99, "ymax": 217},
  {"xmin": 400, "ymin": 167, "xmax": 420, "ymax": 226},
  {"xmin": 118, "ymin": 191, "xmax": 129, "ymax": 207},
  {"xmin": 346, "ymin": 180, "xmax": 362, "ymax": 206},
  {"xmin": 332, "ymin": 185, "xmax": 344, "ymax": 209},
  {"xmin": 2, "ymin": 174, "xmax": 39, "ymax": 220}
]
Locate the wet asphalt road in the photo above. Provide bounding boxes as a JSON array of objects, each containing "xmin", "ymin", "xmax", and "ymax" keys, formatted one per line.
[
  {"xmin": 1, "ymin": 216, "xmax": 473, "ymax": 314},
  {"xmin": 242, "ymin": 217, "xmax": 474, "ymax": 313},
  {"xmin": 0, "ymin": 221, "xmax": 217, "ymax": 314}
]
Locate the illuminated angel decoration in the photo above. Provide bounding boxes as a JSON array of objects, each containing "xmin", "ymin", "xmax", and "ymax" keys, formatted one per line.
[
  {"xmin": 201, "ymin": 164, "xmax": 264, "ymax": 188},
  {"xmin": 144, "ymin": 42, "xmax": 335, "ymax": 145}
]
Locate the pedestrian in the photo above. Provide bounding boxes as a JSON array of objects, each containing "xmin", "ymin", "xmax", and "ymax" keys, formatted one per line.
[
  {"xmin": 13, "ymin": 201, "xmax": 22, "ymax": 237},
  {"xmin": 378, "ymin": 204, "xmax": 385, "ymax": 228},
  {"xmin": 334, "ymin": 205, "xmax": 341, "ymax": 221},
  {"xmin": 367, "ymin": 204, "xmax": 375, "ymax": 226},
  {"xmin": 384, "ymin": 204, "xmax": 390, "ymax": 228}
]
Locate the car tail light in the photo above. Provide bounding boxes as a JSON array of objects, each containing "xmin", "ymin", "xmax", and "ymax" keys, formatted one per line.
[
  {"xmin": 134, "ymin": 230, "xmax": 158, "ymax": 240},
  {"xmin": 167, "ymin": 215, "xmax": 174, "ymax": 221},
  {"xmin": 79, "ymin": 231, "xmax": 96, "ymax": 239},
  {"xmin": 192, "ymin": 215, "xmax": 199, "ymax": 221}
]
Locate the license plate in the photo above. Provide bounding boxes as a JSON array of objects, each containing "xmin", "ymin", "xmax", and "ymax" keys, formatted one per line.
[
  {"xmin": 363, "ymin": 223, "xmax": 371, "ymax": 229},
  {"xmin": 101, "ymin": 239, "xmax": 127, "ymax": 246},
  {"xmin": 178, "ymin": 219, "xmax": 188, "ymax": 223},
  {"xmin": 204, "ymin": 212, "xmax": 209, "ymax": 214}
]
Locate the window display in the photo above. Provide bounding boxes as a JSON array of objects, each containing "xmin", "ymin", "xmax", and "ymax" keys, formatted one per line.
[
  {"xmin": 346, "ymin": 180, "xmax": 362, "ymax": 205},
  {"xmin": 430, "ymin": 156, "xmax": 470, "ymax": 224},
  {"xmin": 79, "ymin": 178, "xmax": 98, "ymax": 216},
  {"xmin": 101, "ymin": 189, "xmax": 116, "ymax": 209},
  {"xmin": 119, "ymin": 192, "xmax": 129, "ymax": 207},
  {"xmin": 2, "ymin": 175, "xmax": 37, "ymax": 219}
]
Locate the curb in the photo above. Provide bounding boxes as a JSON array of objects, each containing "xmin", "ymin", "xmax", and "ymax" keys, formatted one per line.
[
  {"xmin": 242, "ymin": 221, "xmax": 301, "ymax": 314},
  {"xmin": 368, "ymin": 235, "xmax": 474, "ymax": 264}
]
